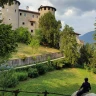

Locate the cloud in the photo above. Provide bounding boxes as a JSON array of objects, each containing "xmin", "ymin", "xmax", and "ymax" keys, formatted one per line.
[
  {"xmin": 49, "ymin": 0, "xmax": 96, "ymax": 15},
  {"xmin": 18, "ymin": 0, "xmax": 53, "ymax": 11}
]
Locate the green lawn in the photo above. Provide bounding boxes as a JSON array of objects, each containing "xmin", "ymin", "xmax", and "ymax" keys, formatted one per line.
[{"xmin": 1, "ymin": 68, "xmax": 96, "ymax": 96}]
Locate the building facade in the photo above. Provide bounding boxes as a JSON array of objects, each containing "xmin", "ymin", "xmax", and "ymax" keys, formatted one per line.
[{"xmin": 0, "ymin": 0, "xmax": 56, "ymax": 34}]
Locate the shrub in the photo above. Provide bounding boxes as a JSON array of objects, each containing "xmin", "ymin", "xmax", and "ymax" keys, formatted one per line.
[
  {"xmin": 47, "ymin": 65, "xmax": 55, "ymax": 71},
  {"xmin": 93, "ymin": 68, "xmax": 96, "ymax": 74},
  {"xmin": 28, "ymin": 68, "xmax": 39, "ymax": 78},
  {"xmin": 7, "ymin": 74, "xmax": 18, "ymax": 88},
  {"xmin": 36, "ymin": 64, "xmax": 47, "ymax": 75},
  {"xmin": 14, "ymin": 27, "xmax": 31, "ymax": 44},
  {"xmin": 15, "ymin": 67, "xmax": 29, "ymax": 72},
  {"xmin": 16, "ymin": 72, "xmax": 28, "ymax": 81},
  {"xmin": 52, "ymin": 58, "xmax": 65, "ymax": 69},
  {"xmin": 55, "ymin": 63, "xmax": 64, "ymax": 70},
  {"xmin": 0, "ymin": 70, "xmax": 18, "ymax": 88}
]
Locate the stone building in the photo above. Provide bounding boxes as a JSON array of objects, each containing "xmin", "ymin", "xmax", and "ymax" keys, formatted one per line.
[
  {"xmin": 0, "ymin": 0, "xmax": 56, "ymax": 34},
  {"xmin": 0, "ymin": 0, "xmax": 83, "ymax": 44}
]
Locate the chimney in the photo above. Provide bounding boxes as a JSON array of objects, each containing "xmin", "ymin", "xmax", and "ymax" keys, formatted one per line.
[{"xmin": 26, "ymin": 6, "xmax": 29, "ymax": 10}]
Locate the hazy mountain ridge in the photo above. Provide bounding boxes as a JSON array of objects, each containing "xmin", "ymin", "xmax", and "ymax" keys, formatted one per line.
[{"xmin": 79, "ymin": 31, "xmax": 95, "ymax": 44}]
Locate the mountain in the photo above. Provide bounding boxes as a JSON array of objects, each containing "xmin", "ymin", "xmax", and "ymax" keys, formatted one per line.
[{"xmin": 79, "ymin": 31, "xmax": 95, "ymax": 44}]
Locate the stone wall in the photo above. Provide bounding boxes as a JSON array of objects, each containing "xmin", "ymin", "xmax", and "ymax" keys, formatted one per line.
[{"xmin": 7, "ymin": 52, "xmax": 63, "ymax": 67}]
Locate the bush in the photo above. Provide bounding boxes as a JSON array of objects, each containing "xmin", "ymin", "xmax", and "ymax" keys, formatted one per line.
[
  {"xmin": 14, "ymin": 27, "xmax": 31, "ymax": 44},
  {"xmin": 7, "ymin": 74, "xmax": 18, "ymax": 88},
  {"xmin": 28, "ymin": 68, "xmax": 39, "ymax": 78},
  {"xmin": 36, "ymin": 64, "xmax": 47, "ymax": 75},
  {"xmin": 16, "ymin": 72, "xmax": 28, "ymax": 81},
  {"xmin": 52, "ymin": 59, "xmax": 65, "ymax": 69},
  {"xmin": 15, "ymin": 67, "xmax": 29, "ymax": 72},
  {"xmin": 0, "ymin": 70, "xmax": 19, "ymax": 88},
  {"xmin": 93, "ymin": 68, "xmax": 96, "ymax": 74},
  {"xmin": 47, "ymin": 65, "xmax": 55, "ymax": 71}
]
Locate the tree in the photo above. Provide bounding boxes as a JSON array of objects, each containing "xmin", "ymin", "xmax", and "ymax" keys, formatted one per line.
[
  {"xmin": 14, "ymin": 27, "xmax": 32, "ymax": 44},
  {"xmin": 29, "ymin": 37, "xmax": 40, "ymax": 54},
  {"xmin": 60, "ymin": 24, "xmax": 79, "ymax": 66},
  {"xmin": 78, "ymin": 43, "xmax": 94, "ymax": 65},
  {"xmin": 0, "ymin": 24, "xmax": 17, "ymax": 63},
  {"xmin": 39, "ymin": 12, "xmax": 61, "ymax": 48},
  {"xmin": 0, "ymin": 0, "xmax": 14, "ymax": 8}
]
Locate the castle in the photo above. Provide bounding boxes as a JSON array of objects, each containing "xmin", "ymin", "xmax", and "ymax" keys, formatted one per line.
[
  {"xmin": 0, "ymin": 0, "xmax": 83, "ymax": 44},
  {"xmin": 0, "ymin": 0, "xmax": 56, "ymax": 35}
]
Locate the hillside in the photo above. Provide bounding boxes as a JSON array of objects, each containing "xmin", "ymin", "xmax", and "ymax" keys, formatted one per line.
[
  {"xmin": 79, "ymin": 31, "xmax": 95, "ymax": 44},
  {"xmin": 11, "ymin": 43, "xmax": 60, "ymax": 59},
  {"xmin": 3, "ymin": 68, "xmax": 96, "ymax": 96}
]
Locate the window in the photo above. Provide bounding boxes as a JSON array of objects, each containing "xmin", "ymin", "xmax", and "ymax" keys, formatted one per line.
[
  {"xmin": 48, "ymin": 7, "xmax": 50, "ymax": 10},
  {"xmin": 44, "ymin": 7, "xmax": 46, "ymax": 10},
  {"xmin": 31, "ymin": 30, "xmax": 33, "ymax": 32},
  {"xmin": 22, "ymin": 22, "xmax": 25, "ymax": 25},
  {"xmin": 31, "ymin": 22, "xmax": 33, "ymax": 26},
  {"xmin": 20, "ymin": 13, "xmax": 22, "ymax": 16},
  {"xmin": 32, "ymin": 15, "xmax": 34, "ymax": 18},
  {"xmin": 24, "ymin": 13, "xmax": 26, "ymax": 16}
]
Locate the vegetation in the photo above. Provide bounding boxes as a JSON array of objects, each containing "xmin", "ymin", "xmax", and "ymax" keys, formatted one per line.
[
  {"xmin": 0, "ymin": 68, "xmax": 96, "ymax": 96},
  {"xmin": 60, "ymin": 24, "xmax": 79, "ymax": 66},
  {"xmin": 39, "ymin": 12, "xmax": 61, "ymax": 48},
  {"xmin": 28, "ymin": 68, "xmax": 39, "ymax": 78},
  {"xmin": 78, "ymin": 43, "xmax": 94, "ymax": 65},
  {"xmin": 0, "ymin": 70, "xmax": 18, "ymax": 96},
  {"xmin": 29, "ymin": 37, "xmax": 40, "ymax": 53},
  {"xmin": 14, "ymin": 27, "xmax": 31, "ymax": 44},
  {"xmin": 11, "ymin": 43, "xmax": 60, "ymax": 59},
  {"xmin": 0, "ymin": 24, "xmax": 17, "ymax": 63}
]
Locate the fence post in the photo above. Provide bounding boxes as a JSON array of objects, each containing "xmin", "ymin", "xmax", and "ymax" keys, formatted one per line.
[
  {"xmin": 13, "ymin": 89, "xmax": 19, "ymax": 96},
  {"xmin": 43, "ymin": 90, "xmax": 49, "ymax": 96}
]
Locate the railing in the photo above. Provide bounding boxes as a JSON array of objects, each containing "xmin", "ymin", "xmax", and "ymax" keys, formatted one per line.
[{"xmin": 0, "ymin": 89, "xmax": 70, "ymax": 96}]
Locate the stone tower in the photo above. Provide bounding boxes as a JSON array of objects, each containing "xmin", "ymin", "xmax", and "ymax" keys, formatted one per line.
[
  {"xmin": 38, "ymin": 5, "xmax": 56, "ymax": 17},
  {"xmin": 1, "ymin": 0, "xmax": 20, "ymax": 29}
]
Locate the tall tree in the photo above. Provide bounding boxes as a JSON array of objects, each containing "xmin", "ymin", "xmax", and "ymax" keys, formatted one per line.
[
  {"xmin": 0, "ymin": 24, "xmax": 17, "ymax": 63},
  {"xmin": 78, "ymin": 43, "xmax": 94, "ymax": 65},
  {"xmin": 39, "ymin": 12, "xmax": 61, "ymax": 48},
  {"xmin": 60, "ymin": 24, "xmax": 79, "ymax": 66}
]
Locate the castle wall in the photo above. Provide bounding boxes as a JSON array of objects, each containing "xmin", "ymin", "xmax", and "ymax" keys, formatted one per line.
[
  {"xmin": 1, "ymin": 1, "xmax": 19, "ymax": 29},
  {"xmin": 19, "ymin": 9, "xmax": 40, "ymax": 34}
]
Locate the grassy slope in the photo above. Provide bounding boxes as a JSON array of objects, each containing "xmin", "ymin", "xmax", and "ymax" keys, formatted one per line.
[
  {"xmin": 11, "ymin": 43, "xmax": 60, "ymax": 59},
  {"xmin": 4, "ymin": 68, "xmax": 96, "ymax": 96}
]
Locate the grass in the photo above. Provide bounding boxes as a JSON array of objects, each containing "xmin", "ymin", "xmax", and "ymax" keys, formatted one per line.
[
  {"xmin": 10, "ymin": 43, "xmax": 60, "ymax": 59},
  {"xmin": 1, "ymin": 68, "xmax": 96, "ymax": 96}
]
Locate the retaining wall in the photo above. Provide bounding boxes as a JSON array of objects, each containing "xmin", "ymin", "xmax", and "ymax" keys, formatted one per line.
[{"xmin": 7, "ymin": 52, "xmax": 63, "ymax": 67}]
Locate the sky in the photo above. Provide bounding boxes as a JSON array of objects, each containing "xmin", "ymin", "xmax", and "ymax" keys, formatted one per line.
[{"xmin": 18, "ymin": 0, "xmax": 96, "ymax": 35}]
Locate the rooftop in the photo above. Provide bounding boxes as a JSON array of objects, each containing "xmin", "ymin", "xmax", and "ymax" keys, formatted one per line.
[{"xmin": 19, "ymin": 9, "xmax": 40, "ymax": 14}]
